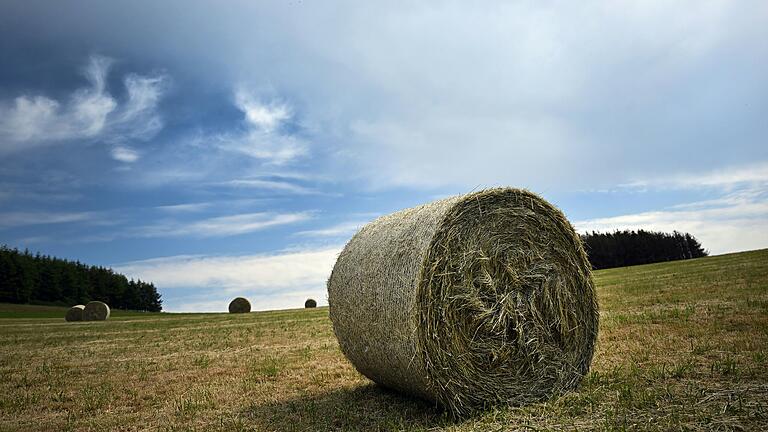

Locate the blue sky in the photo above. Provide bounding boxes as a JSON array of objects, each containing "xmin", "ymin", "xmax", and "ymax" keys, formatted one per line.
[{"xmin": 1, "ymin": 1, "xmax": 766, "ymax": 311}]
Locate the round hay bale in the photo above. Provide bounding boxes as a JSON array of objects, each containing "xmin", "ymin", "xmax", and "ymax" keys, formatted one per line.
[
  {"xmin": 228, "ymin": 297, "xmax": 251, "ymax": 313},
  {"xmin": 82, "ymin": 301, "xmax": 110, "ymax": 321},
  {"xmin": 65, "ymin": 305, "xmax": 85, "ymax": 322},
  {"xmin": 304, "ymin": 298, "xmax": 317, "ymax": 308},
  {"xmin": 328, "ymin": 188, "xmax": 599, "ymax": 415}
]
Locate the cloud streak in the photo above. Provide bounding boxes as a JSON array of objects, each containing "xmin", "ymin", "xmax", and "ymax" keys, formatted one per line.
[
  {"xmin": 136, "ymin": 211, "xmax": 313, "ymax": 238},
  {"xmin": 222, "ymin": 178, "xmax": 315, "ymax": 194},
  {"xmin": 294, "ymin": 220, "xmax": 369, "ymax": 238},
  {"xmin": 0, "ymin": 211, "xmax": 95, "ymax": 229},
  {"xmin": 621, "ymin": 162, "xmax": 768, "ymax": 191}
]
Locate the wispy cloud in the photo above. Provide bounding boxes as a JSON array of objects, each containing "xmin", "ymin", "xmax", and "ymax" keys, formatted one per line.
[
  {"xmin": 0, "ymin": 55, "xmax": 167, "ymax": 156},
  {"xmin": 620, "ymin": 162, "xmax": 768, "ymax": 191},
  {"xmin": 210, "ymin": 88, "xmax": 306, "ymax": 165},
  {"xmin": 0, "ymin": 211, "xmax": 95, "ymax": 229},
  {"xmin": 137, "ymin": 211, "xmax": 313, "ymax": 238},
  {"xmin": 114, "ymin": 246, "xmax": 341, "ymax": 311},
  {"xmin": 222, "ymin": 178, "xmax": 315, "ymax": 194},
  {"xmin": 235, "ymin": 89, "xmax": 291, "ymax": 133}
]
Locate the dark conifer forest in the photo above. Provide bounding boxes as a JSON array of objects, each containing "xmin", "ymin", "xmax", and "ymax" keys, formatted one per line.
[
  {"xmin": 0, "ymin": 245, "xmax": 162, "ymax": 311},
  {"xmin": 581, "ymin": 230, "xmax": 708, "ymax": 270}
]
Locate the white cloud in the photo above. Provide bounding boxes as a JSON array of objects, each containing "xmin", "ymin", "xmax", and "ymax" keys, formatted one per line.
[
  {"xmin": 111, "ymin": 146, "xmax": 140, "ymax": 162},
  {"xmin": 0, "ymin": 55, "xmax": 166, "ymax": 155},
  {"xmin": 234, "ymin": 89, "xmax": 291, "ymax": 133},
  {"xmin": 113, "ymin": 246, "xmax": 341, "ymax": 312},
  {"xmin": 138, "ymin": 211, "xmax": 312, "ymax": 238},
  {"xmin": 207, "ymin": 89, "xmax": 306, "ymax": 165},
  {"xmin": 575, "ymin": 190, "xmax": 768, "ymax": 255}
]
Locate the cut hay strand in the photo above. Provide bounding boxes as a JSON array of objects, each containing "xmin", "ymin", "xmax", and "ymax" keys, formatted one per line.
[
  {"xmin": 82, "ymin": 301, "xmax": 110, "ymax": 321},
  {"xmin": 327, "ymin": 188, "xmax": 599, "ymax": 416},
  {"xmin": 228, "ymin": 297, "xmax": 251, "ymax": 313},
  {"xmin": 65, "ymin": 305, "xmax": 85, "ymax": 322},
  {"xmin": 304, "ymin": 299, "xmax": 317, "ymax": 308}
]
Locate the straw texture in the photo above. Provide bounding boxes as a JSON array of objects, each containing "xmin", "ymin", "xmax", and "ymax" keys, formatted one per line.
[
  {"xmin": 229, "ymin": 297, "xmax": 251, "ymax": 313},
  {"xmin": 327, "ymin": 188, "xmax": 599, "ymax": 415},
  {"xmin": 82, "ymin": 301, "xmax": 110, "ymax": 321},
  {"xmin": 65, "ymin": 305, "xmax": 85, "ymax": 322}
]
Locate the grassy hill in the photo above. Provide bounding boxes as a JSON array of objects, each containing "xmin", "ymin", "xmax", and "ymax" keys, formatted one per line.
[{"xmin": 0, "ymin": 249, "xmax": 766, "ymax": 431}]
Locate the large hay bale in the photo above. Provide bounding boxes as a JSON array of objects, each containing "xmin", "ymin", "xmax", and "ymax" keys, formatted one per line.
[
  {"xmin": 65, "ymin": 305, "xmax": 85, "ymax": 322},
  {"xmin": 82, "ymin": 301, "xmax": 110, "ymax": 321},
  {"xmin": 304, "ymin": 299, "xmax": 317, "ymax": 308},
  {"xmin": 328, "ymin": 188, "xmax": 599, "ymax": 415},
  {"xmin": 228, "ymin": 297, "xmax": 251, "ymax": 313}
]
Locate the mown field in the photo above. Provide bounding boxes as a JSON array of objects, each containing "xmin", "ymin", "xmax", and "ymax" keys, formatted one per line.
[{"xmin": 1, "ymin": 249, "xmax": 766, "ymax": 431}]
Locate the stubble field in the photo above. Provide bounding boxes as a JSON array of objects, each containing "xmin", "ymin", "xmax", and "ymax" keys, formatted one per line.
[{"xmin": 1, "ymin": 249, "xmax": 766, "ymax": 431}]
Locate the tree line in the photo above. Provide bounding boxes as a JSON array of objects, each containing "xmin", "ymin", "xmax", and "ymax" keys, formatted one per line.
[
  {"xmin": 581, "ymin": 229, "xmax": 707, "ymax": 270},
  {"xmin": 0, "ymin": 245, "xmax": 162, "ymax": 312}
]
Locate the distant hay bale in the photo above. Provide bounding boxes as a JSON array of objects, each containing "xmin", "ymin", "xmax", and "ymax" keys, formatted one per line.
[
  {"xmin": 65, "ymin": 305, "xmax": 85, "ymax": 322},
  {"xmin": 228, "ymin": 297, "xmax": 251, "ymax": 313},
  {"xmin": 304, "ymin": 299, "xmax": 317, "ymax": 308},
  {"xmin": 82, "ymin": 301, "xmax": 110, "ymax": 321},
  {"xmin": 328, "ymin": 188, "xmax": 599, "ymax": 416}
]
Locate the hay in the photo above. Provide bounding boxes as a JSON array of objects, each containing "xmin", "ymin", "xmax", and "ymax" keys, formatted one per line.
[
  {"xmin": 229, "ymin": 297, "xmax": 251, "ymax": 313},
  {"xmin": 65, "ymin": 305, "xmax": 85, "ymax": 322},
  {"xmin": 327, "ymin": 188, "xmax": 599, "ymax": 416},
  {"xmin": 82, "ymin": 301, "xmax": 110, "ymax": 321},
  {"xmin": 304, "ymin": 299, "xmax": 317, "ymax": 308}
]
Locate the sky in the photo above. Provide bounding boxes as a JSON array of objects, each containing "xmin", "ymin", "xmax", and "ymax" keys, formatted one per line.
[{"xmin": 1, "ymin": 1, "xmax": 766, "ymax": 312}]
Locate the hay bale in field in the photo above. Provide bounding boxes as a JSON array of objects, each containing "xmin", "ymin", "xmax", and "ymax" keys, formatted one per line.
[
  {"xmin": 328, "ymin": 188, "xmax": 599, "ymax": 416},
  {"xmin": 65, "ymin": 305, "xmax": 85, "ymax": 322},
  {"xmin": 82, "ymin": 301, "xmax": 110, "ymax": 321},
  {"xmin": 304, "ymin": 299, "xmax": 317, "ymax": 308},
  {"xmin": 229, "ymin": 297, "xmax": 251, "ymax": 313}
]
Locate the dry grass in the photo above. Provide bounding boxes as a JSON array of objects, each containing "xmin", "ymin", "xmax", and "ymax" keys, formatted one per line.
[{"xmin": 1, "ymin": 249, "xmax": 767, "ymax": 431}]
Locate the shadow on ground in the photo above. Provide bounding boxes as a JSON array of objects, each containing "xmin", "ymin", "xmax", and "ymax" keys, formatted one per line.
[{"xmin": 240, "ymin": 384, "xmax": 455, "ymax": 431}]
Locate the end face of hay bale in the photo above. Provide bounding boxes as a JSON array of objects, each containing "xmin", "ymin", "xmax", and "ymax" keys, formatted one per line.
[
  {"xmin": 304, "ymin": 299, "xmax": 317, "ymax": 308},
  {"xmin": 65, "ymin": 305, "xmax": 85, "ymax": 322},
  {"xmin": 82, "ymin": 301, "xmax": 110, "ymax": 321},
  {"xmin": 228, "ymin": 297, "xmax": 251, "ymax": 313},
  {"xmin": 328, "ymin": 188, "xmax": 599, "ymax": 416}
]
